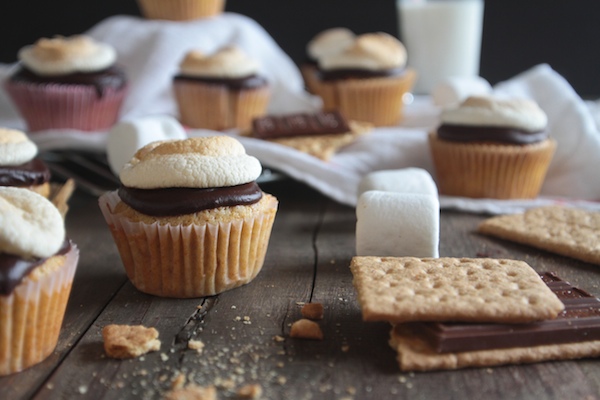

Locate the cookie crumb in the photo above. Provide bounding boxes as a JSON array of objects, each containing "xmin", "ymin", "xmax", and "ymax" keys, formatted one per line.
[
  {"xmin": 273, "ymin": 335, "xmax": 285, "ymax": 343},
  {"xmin": 102, "ymin": 324, "xmax": 161, "ymax": 359},
  {"xmin": 301, "ymin": 303, "xmax": 324, "ymax": 320},
  {"xmin": 236, "ymin": 383, "xmax": 262, "ymax": 399},
  {"xmin": 164, "ymin": 384, "xmax": 216, "ymax": 400},
  {"xmin": 290, "ymin": 319, "xmax": 323, "ymax": 340},
  {"xmin": 171, "ymin": 372, "xmax": 186, "ymax": 390},
  {"xmin": 188, "ymin": 339, "xmax": 205, "ymax": 354}
]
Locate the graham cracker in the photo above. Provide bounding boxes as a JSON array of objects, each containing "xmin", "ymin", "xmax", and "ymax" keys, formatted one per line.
[
  {"xmin": 389, "ymin": 324, "xmax": 600, "ymax": 372},
  {"xmin": 350, "ymin": 256, "xmax": 564, "ymax": 323},
  {"xmin": 102, "ymin": 324, "xmax": 161, "ymax": 359},
  {"xmin": 290, "ymin": 319, "xmax": 324, "ymax": 340},
  {"xmin": 478, "ymin": 206, "xmax": 600, "ymax": 265},
  {"xmin": 164, "ymin": 384, "xmax": 217, "ymax": 400},
  {"xmin": 266, "ymin": 120, "xmax": 371, "ymax": 161}
]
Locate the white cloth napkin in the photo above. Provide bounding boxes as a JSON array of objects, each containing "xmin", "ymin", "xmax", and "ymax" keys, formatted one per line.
[{"xmin": 0, "ymin": 15, "xmax": 599, "ymax": 214}]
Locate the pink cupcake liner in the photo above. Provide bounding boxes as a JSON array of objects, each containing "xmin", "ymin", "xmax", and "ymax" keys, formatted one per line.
[{"xmin": 4, "ymin": 80, "xmax": 127, "ymax": 132}]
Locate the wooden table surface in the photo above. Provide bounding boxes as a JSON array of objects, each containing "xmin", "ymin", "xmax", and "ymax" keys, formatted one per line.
[{"xmin": 1, "ymin": 179, "xmax": 599, "ymax": 400}]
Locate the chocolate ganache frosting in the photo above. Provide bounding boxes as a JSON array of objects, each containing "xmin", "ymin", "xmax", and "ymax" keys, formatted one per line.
[
  {"xmin": 10, "ymin": 65, "xmax": 127, "ymax": 98},
  {"xmin": 0, "ymin": 158, "xmax": 50, "ymax": 187},
  {"xmin": 437, "ymin": 124, "xmax": 548, "ymax": 145},
  {"xmin": 173, "ymin": 73, "xmax": 268, "ymax": 90},
  {"xmin": 118, "ymin": 182, "xmax": 263, "ymax": 217},
  {"xmin": 0, "ymin": 239, "xmax": 71, "ymax": 296},
  {"xmin": 318, "ymin": 67, "xmax": 405, "ymax": 81}
]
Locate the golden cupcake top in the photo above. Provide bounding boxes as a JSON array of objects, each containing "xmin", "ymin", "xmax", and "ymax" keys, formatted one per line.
[
  {"xmin": 0, "ymin": 187, "xmax": 65, "ymax": 258},
  {"xmin": 319, "ymin": 32, "xmax": 407, "ymax": 71},
  {"xmin": 178, "ymin": 46, "xmax": 260, "ymax": 79},
  {"xmin": 18, "ymin": 35, "xmax": 117, "ymax": 76},
  {"xmin": 441, "ymin": 96, "xmax": 548, "ymax": 131},
  {"xmin": 0, "ymin": 128, "xmax": 37, "ymax": 166},
  {"xmin": 306, "ymin": 27, "xmax": 356, "ymax": 61},
  {"xmin": 119, "ymin": 136, "xmax": 262, "ymax": 189}
]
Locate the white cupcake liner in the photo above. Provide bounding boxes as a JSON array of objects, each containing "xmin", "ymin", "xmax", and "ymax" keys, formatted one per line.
[{"xmin": 98, "ymin": 191, "xmax": 277, "ymax": 298}]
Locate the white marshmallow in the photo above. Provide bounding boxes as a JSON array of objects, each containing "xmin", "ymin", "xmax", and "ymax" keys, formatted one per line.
[
  {"xmin": 356, "ymin": 191, "xmax": 439, "ymax": 258},
  {"xmin": 432, "ymin": 76, "xmax": 492, "ymax": 107},
  {"xmin": 357, "ymin": 168, "xmax": 437, "ymax": 198},
  {"xmin": 106, "ymin": 116, "xmax": 187, "ymax": 175}
]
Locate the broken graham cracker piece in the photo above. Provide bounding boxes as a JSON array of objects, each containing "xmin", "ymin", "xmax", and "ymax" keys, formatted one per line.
[
  {"xmin": 350, "ymin": 256, "xmax": 564, "ymax": 324},
  {"xmin": 290, "ymin": 319, "xmax": 324, "ymax": 340},
  {"xmin": 478, "ymin": 206, "xmax": 600, "ymax": 265},
  {"xmin": 301, "ymin": 302, "xmax": 324, "ymax": 320},
  {"xmin": 164, "ymin": 384, "xmax": 216, "ymax": 400},
  {"xmin": 236, "ymin": 383, "xmax": 263, "ymax": 399},
  {"xmin": 102, "ymin": 324, "xmax": 161, "ymax": 359},
  {"xmin": 389, "ymin": 324, "xmax": 600, "ymax": 372}
]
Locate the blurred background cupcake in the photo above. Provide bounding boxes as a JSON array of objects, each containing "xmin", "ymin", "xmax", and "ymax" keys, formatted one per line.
[
  {"xmin": 173, "ymin": 46, "xmax": 271, "ymax": 132},
  {"xmin": 98, "ymin": 136, "xmax": 278, "ymax": 298},
  {"xmin": 301, "ymin": 27, "xmax": 355, "ymax": 94},
  {"xmin": 0, "ymin": 187, "xmax": 79, "ymax": 375},
  {"xmin": 3, "ymin": 35, "xmax": 127, "ymax": 132},
  {"xmin": 0, "ymin": 128, "xmax": 50, "ymax": 197},
  {"xmin": 429, "ymin": 95, "xmax": 556, "ymax": 199},
  {"xmin": 312, "ymin": 32, "xmax": 416, "ymax": 127},
  {"xmin": 137, "ymin": 0, "xmax": 225, "ymax": 21}
]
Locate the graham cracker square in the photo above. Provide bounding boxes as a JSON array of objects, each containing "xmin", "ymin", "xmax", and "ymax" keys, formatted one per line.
[
  {"xmin": 350, "ymin": 256, "xmax": 564, "ymax": 323},
  {"xmin": 478, "ymin": 206, "xmax": 600, "ymax": 265}
]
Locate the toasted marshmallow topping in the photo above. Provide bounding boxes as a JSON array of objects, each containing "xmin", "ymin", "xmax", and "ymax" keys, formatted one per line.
[
  {"xmin": 441, "ymin": 96, "xmax": 548, "ymax": 132},
  {"xmin": 178, "ymin": 46, "xmax": 260, "ymax": 79},
  {"xmin": 0, "ymin": 128, "xmax": 38, "ymax": 166},
  {"xmin": 307, "ymin": 28, "xmax": 356, "ymax": 61},
  {"xmin": 18, "ymin": 35, "xmax": 117, "ymax": 76},
  {"xmin": 120, "ymin": 136, "xmax": 262, "ymax": 189},
  {"xmin": 0, "ymin": 187, "xmax": 65, "ymax": 259},
  {"xmin": 319, "ymin": 32, "xmax": 407, "ymax": 71}
]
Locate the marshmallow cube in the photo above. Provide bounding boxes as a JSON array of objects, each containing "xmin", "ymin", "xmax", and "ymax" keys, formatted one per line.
[
  {"xmin": 357, "ymin": 168, "xmax": 438, "ymax": 198},
  {"xmin": 356, "ymin": 191, "xmax": 439, "ymax": 258},
  {"xmin": 107, "ymin": 115, "xmax": 187, "ymax": 175}
]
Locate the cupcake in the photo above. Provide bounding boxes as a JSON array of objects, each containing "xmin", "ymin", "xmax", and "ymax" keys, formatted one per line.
[
  {"xmin": 312, "ymin": 32, "xmax": 416, "ymax": 127},
  {"xmin": 0, "ymin": 187, "xmax": 79, "ymax": 376},
  {"xmin": 4, "ymin": 35, "xmax": 128, "ymax": 132},
  {"xmin": 173, "ymin": 46, "xmax": 271, "ymax": 132},
  {"xmin": 137, "ymin": 0, "xmax": 225, "ymax": 21},
  {"xmin": 301, "ymin": 28, "xmax": 355, "ymax": 94},
  {"xmin": 428, "ymin": 96, "xmax": 557, "ymax": 199},
  {"xmin": 0, "ymin": 128, "xmax": 51, "ymax": 197},
  {"xmin": 98, "ymin": 136, "xmax": 278, "ymax": 298}
]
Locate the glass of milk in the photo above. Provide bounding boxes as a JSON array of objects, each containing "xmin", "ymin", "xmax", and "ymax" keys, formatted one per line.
[{"xmin": 397, "ymin": 0, "xmax": 484, "ymax": 94}]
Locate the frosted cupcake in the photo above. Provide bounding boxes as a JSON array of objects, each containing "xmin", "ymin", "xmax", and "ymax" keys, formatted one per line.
[
  {"xmin": 429, "ymin": 96, "xmax": 556, "ymax": 199},
  {"xmin": 0, "ymin": 128, "xmax": 51, "ymax": 197},
  {"xmin": 312, "ymin": 32, "xmax": 416, "ymax": 126},
  {"xmin": 301, "ymin": 28, "xmax": 355, "ymax": 94},
  {"xmin": 4, "ymin": 35, "xmax": 128, "ymax": 132},
  {"xmin": 0, "ymin": 187, "xmax": 79, "ymax": 376},
  {"xmin": 98, "ymin": 136, "xmax": 278, "ymax": 298},
  {"xmin": 173, "ymin": 46, "xmax": 271, "ymax": 132},
  {"xmin": 137, "ymin": 0, "xmax": 225, "ymax": 21}
]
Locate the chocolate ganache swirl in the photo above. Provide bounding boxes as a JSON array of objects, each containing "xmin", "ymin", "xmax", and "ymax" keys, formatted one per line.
[
  {"xmin": 318, "ymin": 67, "xmax": 405, "ymax": 81},
  {"xmin": 10, "ymin": 65, "xmax": 127, "ymax": 98},
  {"xmin": 173, "ymin": 74, "xmax": 268, "ymax": 91},
  {"xmin": 118, "ymin": 182, "xmax": 263, "ymax": 217},
  {"xmin": 437, "ymin": 124, "xmax": 548, "ymax": 145},
  {"xmin": 0, "ymin": 239, "xmax": 71, "ymax": 295},
  {"xmin": 0, "ymin": 158, "xmax": 51, "ymax": 187}
]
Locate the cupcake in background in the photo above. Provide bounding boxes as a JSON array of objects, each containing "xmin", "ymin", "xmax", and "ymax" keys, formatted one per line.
[
  {"xmin": 4, "ymin": 35, "xmax": 128, "ymax": 132},
  {"xmin": 173, "ymin": 46, "xmax": 271, "ymax": 132},
  {"xmin": 301, "ymin": 28, "xmax": 355, "ymax": 94},
  {"xmin": 313, "ymin": 32, "xmax": 416, "ymax": 127},
  {"xmin": 429, "ymin": 95, "xmax": 556, "ymax": 199},
  {"xmin": 98, "ymin": 136, "xmax": 278, "ymax": 298},
  {"xmin": 137, "ymin": 0, "xmax": 225, "ymax": 21},
  {"xmin": 0, "ymin": 128, "xmax": 51, "ymax": 197},
  {"xmin": 0, "ymin": 187, "xmax": 79, "ymax": 376}
]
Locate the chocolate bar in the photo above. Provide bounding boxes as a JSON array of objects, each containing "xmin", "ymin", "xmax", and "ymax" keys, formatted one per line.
[
  {"xmin": 252, "ymin": 111, "xmax": 350, "ymax": 139},
  {"xmin": 409, "ymin": 272, "xmax": 600, "ymax": 353}
]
